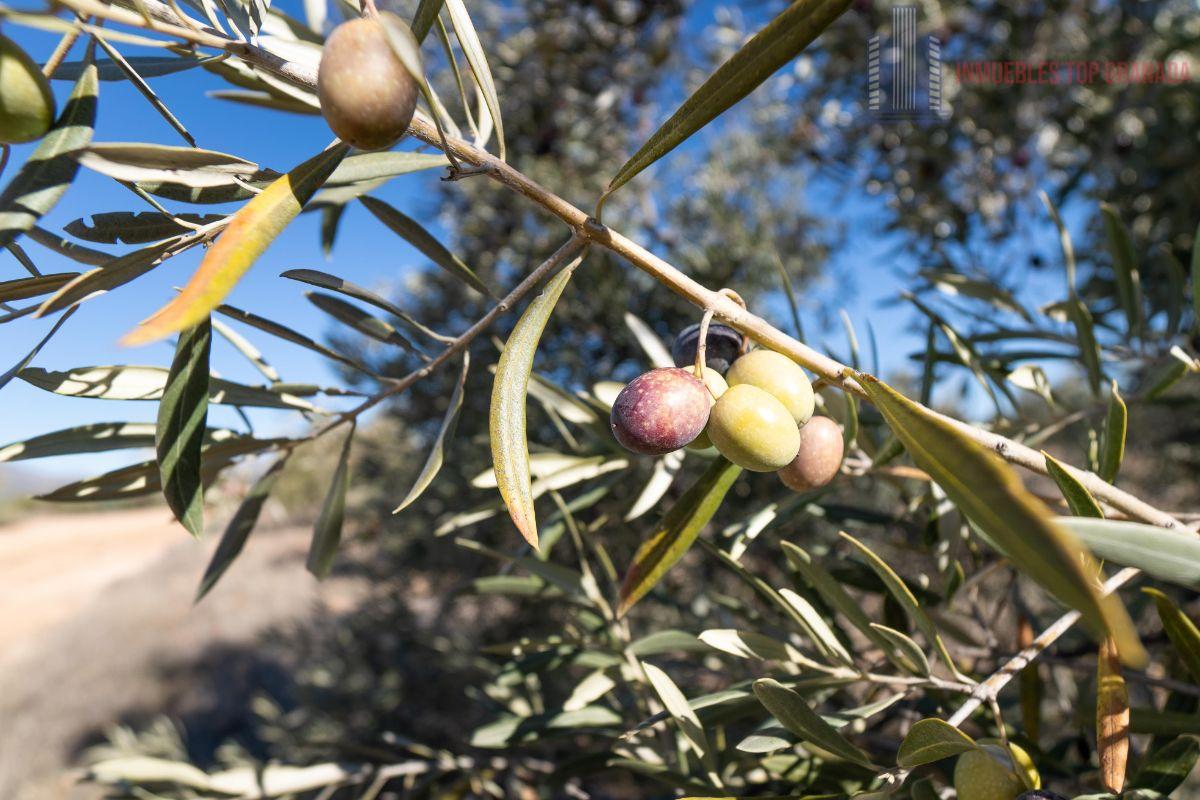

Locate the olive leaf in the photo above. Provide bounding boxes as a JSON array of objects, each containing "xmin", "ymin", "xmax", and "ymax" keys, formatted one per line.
[
  {"xmin": 1100, "ymin": 380, "xmax": 1127, "ymax": 483},
  {"xmin": 0, "ymin": 308, "xmax": 75, "ymax": 392},
  {"xmin": 442, "ymin": 0, "xmax": 505, "ymax": 159},
  {"xmin": 307, "ymin": 426, "xmax": 354, "ymax": 579},
  {"xmin": 751, "ymin": 678, "xmax": 874, "ymax": 769},
  {"xmin": 36, "ymin": 237, "xmax": 184, "ymax": 316},
  {"xmin": 868, "ymin": 623, "xmax": 931, "ymax": 677},
  {"xmin": 0, "ymin": 272, "xmax": 77, "ymax": 302},
  {"xmin": 0, "ymin": 56, "xmax": 98, "ymax": 247},
  {"xmin": 74, "ymin": 143, "xmax": 260, "ymax": 187},
  {"xmin": 623, "ymin": 311, "xmax": 673, "ymax": 368},
  {"xmin": 214, "ymin": 302, "xmax": 378, "ymax": 377},
  {"xmin": 489, "ymin": 256, "xmax": 582, "ymax": 548},
  {"xmin": 0, "ymin": 421, "xmax": 154, "ymax": 462},
  {"xmin": 305, "ymin": 291, "xmax": 419, "ymax": 353},
  {"xmin": 360, "ymin": 195, "xmax": 492, "ymax": 297},
  {"xmin": 123, "ymin": 143, "xmax": 350, "ymax": 345},
  {"xmin": 1097, "ymin": 636, "xmax": 1130, "ymax": 794},
  {"xmin": 858, "ymin": 374, "xmax": 1146, "ymax": 667},
  {"xmin": 196, "ymin": 452, "xmax": 289, "ymax": 602},
  {"xmin": 156, "ymin": 320, "xmax": 212, "ymax": 537},
  {"xmin": 896, "ymin": 719, "xmax": 978, "ymax": 768},
  {"xmin": 92, "ymin": 34, "xmax": 194, "ymax": 146},
  {"xmin": 280, "ymin": 268, "xmax": 446, "ymax": 343},
  {"xmin": 211, "ymin": 318, "xmax": 279, "ymax": 383},
  {"xmin": 625, "ymin": 450, "xmax": 683, "ymax": 522},
  {"xmin": 1043, "ymin": 452, "xmax": 1104, "ymax": 518},
  {"xmin": 1100, "ymin": 203, "xmax": 1143, "ymax": 339},
  {"xmin": 1142, "ymin": 588, "xmax": 1200, "ymax": 684},
  {"xmin": 64, "ymin": 212, "xmax": 223, "ymax": 244},
  {"xmin": 1058, "ymin": 518, "xmax": 1200, "ymax": 590},
  {"xmin": 51, "ymin": 54, "xmax": 221, "ymax": 81},
  {"xmin": 1129, "ymin": 734, "xmax": 1200, "ymax": 794},
  {"xmin": 618, "ymin": 457, "xmax": 742, "ymax": 617},
  {"xmin": 393, "ymin": 352, "xmax": 469, "ymax": 513},
  {"xmin": 642, "ymin": 662, "xmax": 716, "ymax": 774},
  {"xmin": 599, "ymin": 0, "xmax": 850, "ymax": 212},
  {"xmin": 1192, "ymin": 219, "xmax": 1200, "ymax": 329},
  {"xmin": 410, "ymin": 0, "xmax": 445, "ymax": 42}
]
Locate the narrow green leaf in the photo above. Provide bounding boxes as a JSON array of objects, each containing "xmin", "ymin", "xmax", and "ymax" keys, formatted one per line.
[
  {"xmin": 868, "ymin": 624, "xmax": 931, "ymax": 677},
  {"xmin": 410, "ymin": 0, "xmax": 445, "ymax": 42},
  {"xmin": 93, "ymin": 34, "xmax": 194, "ymax": 146},
  {"xmin": 64, "ymin": 212, "xmax": 222, "ymax": 244},
  {"xmin": 0, "ymin": 422, "xmax": 235, "ymax": 463},
  {"xmin": 280, "ymin": 268, "xmax": 446, "ymax": 343},
  {"xmin": 625, "ymin": 450, "xmax": 683, "ymax": 522},
  {"xmin": 442, "ymin": 0, "xmax": 505, "ymax": 159},
  {"xmin": 306, "ymin": 291, "xmax": 418, "ymax": 352},
  {"xmin": 306, "ymin": 427, "xmax": 353, "ymax": 579},
  {"xmin": 212, "ymin": 318, "xmax": 279, "ymax": 383},
  {"xmin": 896, "ymin": 719, "xmax": 978, "ymax": 768},
  {"xmin": 618, "ymin": 457, "xmax": 742, "ymax": 617},
  {"xmin": 489, "ymin": 255, "xmax": 582, "ymax": 548},
  {"xmin": 600, "ymin": 0, "xmax": 850, "ymax": 209},
  {"xmin": 858, "ymin": 375, "xmax": 1145, "ymax": 667},
  {"xmin": 1043, "ymin": 452, "xmax": 1104, "ymax": 518},
  {"xmin": 1100, "ymin": 203, "xmax": 1143, "ymax": 338},
  {"xmin": 1143, "ymin": 589, "xmax": 1200, "ymax": 684},
  {"xmin": 360, "ymin": 195, "xmax": 491, "ymax": 297},
  {"xmin": 840, "ymin": 531, "xmax": 964, "ymax": 679},
  {"xmin": 393, "ymin": 352, "xmax": 468, "ymax": 513},
  {"xmin": 772, "ymin": 253, "xmax": 804, "ymax": 340},
  {"xmin": 642, "ymin": 662, "xmax": 712, "ymax": 768},
  {"xmin": 51, "ymin": 54, "xmax": 220, "ymax": 81},
  {"xmin": 623, "ymin": 311, "xmax": 673, "ymax": 368},
  {"xmin": 196, "ymin": 452, "xmax": 289, "ymax": 602},
  {"xmin": 1192, "ymin": 220, "xmax": 1200, "ymax": 330},
  {"xmin": 156, "ymin": 320, "xmax": 212, "ymax": 536},
  {"xmin": 36, "ymin": 237, "xmax": 181, "ymax": 316},
  {"xmin": 1129, "ymin": 735, "xmax": 1199, "ymax": 794},
  {"xmin": 0, "ymin": 272, "xmax": 76, "ymax": 302},
  {"xmin": 0, "ymin": 57, "xmax": 98, "ymax": 246},
  {"xmin": 74, "ymin": 142, "xmax": 260, "ymax": 187},
  {"xmin": 1060, "ymin": 518, "xmax": 1200, "ymax": 589},
  {"xmin": 1162, "ymin": 245, "xmax": 1186, "ymax": 337},
  {"xmin": 214, "ymin": 302, "xmax": 377, "ymax": 377},
  {"xmin": 751, "ymin": 678, "xmax": 874, "ymax": 768},
  {"xmin": 1100, "ymin": 380, "xmax": 1127, "ymax": 483},
  {"xmin": 123, "ymin": 144, "xmax": 350, "ymax": 345}
]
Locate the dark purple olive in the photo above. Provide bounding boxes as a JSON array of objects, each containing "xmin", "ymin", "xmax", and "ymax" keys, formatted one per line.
[
  {"xmin": 610, "ymin": 368, "xmax": 710, "ymax": 455},
  {"xmin": 671, "ymin": 323, "xmax": 745, "ymax": 374},
  {"xmin": 1017, "ymin": 792, "xmax": 1068, "ymax": 800}
]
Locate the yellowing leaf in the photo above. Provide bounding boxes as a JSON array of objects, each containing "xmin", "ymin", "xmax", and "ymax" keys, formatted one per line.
[
  {"xmin": 122, "ymin": 143, "xmax": 349, "ymax": 345},
  {"xmin": 618, "ymin": 457, "xmax": 742, "ymax": 617},
  {"xmin": 489, "ymin": 255, "xmax": 583, "ymax": 547},
  {"xmin": 858, "ymin": 374, "xmax": 1146, "ymax": 667},
  {"xmin": 1097, "ymin": 636, "xmax": 1130, "ymax": 794}
]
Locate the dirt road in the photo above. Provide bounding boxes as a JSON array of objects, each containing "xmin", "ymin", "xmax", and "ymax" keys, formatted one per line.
[{"xmin": 0, "ymin": 505, "xmax": 360, "ymax": 800}]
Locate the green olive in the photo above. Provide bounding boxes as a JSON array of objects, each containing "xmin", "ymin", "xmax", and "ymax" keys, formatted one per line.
[
  {"xmin": 0, "ymin": 32, "xmax": 56, "ymax": 144},
  {"xmin": 953, "ymin": 744, "xmax": 1030, "ymax": 800},
  {"xmin": 707, "ymin": 384, "xmax": 800, "ymax": 472},
  {"xmin": 317, "ymin": 13, "xmax": 418, "ymax": 151},
  {"xmin": 686, "ymin": 367, "xmax": 728, "ymax": 451},
  {"xmin": 726, "ymin": 349, "xmax": 814, "ymax": 425},
  {"xmin": 777, "ymin": 416, "xmax": 843, "ymax": 491}
]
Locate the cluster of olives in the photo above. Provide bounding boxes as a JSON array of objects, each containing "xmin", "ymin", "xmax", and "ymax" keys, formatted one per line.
[
  {"xmin": 317, "ymin": 12, "xmax": 419, "ymax": 151},
  {"xmin": 0, "ymin": 32, "xmax": 56, "ymax": 145},
  {"xmin": 610, "ymin": 322, "xmax": 844, "ymax": 491}
]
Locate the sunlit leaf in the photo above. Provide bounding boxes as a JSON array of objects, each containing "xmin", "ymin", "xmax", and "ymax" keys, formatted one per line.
[
  {"xmin": 196, "ymin": 452, "xmax": 289, "ymax": 602},
  {"xmin": 642, "ymin": 662, "xmax": 713, "ymax": 768},
  {"xmin": 490, "ymin": 256, "xmax": 582, "ymax": 548},
  {"xmin": 0, "ymin": 57, "xmax": 97, "ymax": 247},
  {"xmin": 0, "ymin": 272, "xmax": 76, "ymax": 302},
  {"xmin": 442, "ymin": 0, "xmax": 505, "ymax": 159},
  {"xmin": 74, "ymin": 142, "xmax": 260, "ymax": 187},
  {"xmin": 306, "ymin": 426, "xmax": 353, "ymax": 579},
  {"xmin": 360, "ymin": 195, "xmax": 491, "ymax": 297},
  {"xmin": 858, "ymin": 374, "xmax": 1145, "ymax": 667},
  {"xmin": 410, "ymin": 0, "xmax": 444, "ymax": 42},
  {"xmin": 896, "ymin": 719, "xmax": 978, "ymax": 768},
  {"xmin": 393, "ymin": 352, "xmax": 468, "ymax": 513},
  {"xmin": 751, "ymin": 678, "xmax": 874, "ymax": 768},
  {"xmin": 624, "ymin": 311, "xmax": 673, "ymax": 368},
  {"xmin": 51, "ymin": 54, "xmax": 221, "ymax": 81},
  {"xmin": 214, "ymin": 302, "xmax": 377, "ymax": 377},
  {"xmin": 280, "ymin": 268, "xmax": 445, "ymax": 342},
  {"xmin": 625, "ymin": 450, "xmax": 683, "ymax": 522},
  {"xmin": 1043, "ymin": 452, "xmax": 1103, "ymax": 518},
  {"xmin": 0, "ymin": 308, "xmax": 75, "ymax": 391},
  {"xmin": 306, "ymin": 291, "xmax": 418, "ymax": 352},
  {"xmin": 212, "ymin": 317, "xmax": 279, "ymax": 383},
  {"xmin": 599, "ymin": 0, "xmax": 850, "ymax": 209},
  {"xmin": 123, "ymin": 144, "xmax": 350, "ymax": 345},
  {"xmin": 1100, "ymin": 380, "xmax": 1126, "ymax": 483},
  {"xmin": 1097, "ymin": 636, "xmax": 1130, "ymax": 794},
  {"xmin": 1058, "ymin": 518, "xmax": 1200, "ymax": 590},
  {"xmin": 36, "ymin": 237, "xmax": 182, "ymax": 316},
  {"xmin": 618, "ymin": 457, "xmax": 742, "ymax": 617},
  {"xmin": 156, "ymin": 320, "xmax": 212, "ymax": 537}
]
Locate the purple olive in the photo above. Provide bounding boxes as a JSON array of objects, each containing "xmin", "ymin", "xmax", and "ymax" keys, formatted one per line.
[
  {"xmin": 610, "ymin": 368, "xmax": 711, "ymax": 455},
  {"xmin": 671, "ymin": 323, "xmax": 745, "ymax": 374}
]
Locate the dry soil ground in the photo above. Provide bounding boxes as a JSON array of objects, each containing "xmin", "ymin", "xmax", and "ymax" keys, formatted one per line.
[{"xmin": 0, "ymin": 505, "xmax": 361, "ymax": 800}]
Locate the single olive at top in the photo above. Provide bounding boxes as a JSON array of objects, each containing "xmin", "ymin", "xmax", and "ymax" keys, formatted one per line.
[
  {"xmin": 954, "ymin": 744, "xmax": 1033, "ymax": 800},
  {"xmin": 707, "ymin": 384, "xmax": 800, "ymax": 472},
  {"xmin": 726, "ymin": 349, "xmax": 814, "ymax": 425},
  {"xmin": 777, "ymin": 416, "xmax": 843, "ymax": 491},
  {"xmin": 317, "ymin": 13, "xmax": 419, "ymax": 151},
  {"xmin": 610, "ymin": 367, "xmax": 710, "ymax": 456},
  {"xmin": 686, "ymin": 367, "xmax": 728, "ymax": 451},
  {"xmin": 0, "ymin": 32, "xmax": 56, "ymax": 144},
  {"xmin": 671, "ymin": 322, "xmax": 745, "ymax": 374}
]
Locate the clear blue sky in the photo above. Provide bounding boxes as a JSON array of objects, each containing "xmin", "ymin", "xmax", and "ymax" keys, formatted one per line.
[{"xmin": 0, "ymin": 1, "xmax": 1072, "ymax": 490}]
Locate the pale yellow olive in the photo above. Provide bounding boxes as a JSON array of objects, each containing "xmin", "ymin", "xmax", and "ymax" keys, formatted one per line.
[
  {"xmin": 953, "ymin": 744, "xmax": 1032, "ymax": 800},
  {"xmin": 777, "ymin": 416, "xmax": 844, "ymax": 491},
  {"xmin": 726, "ymin": 349, "xmax": 814, "ymax": 424},
  {"xmin": 0, "ymin": 32, "xmax": 55, "ymax": 144},
  {"xmin": 687, "ymin": 367, "xmax": 728, "ymax": 451},
  {"xmin": 707, "ymin": 384, "xmax": 800, "ymax": 472},
  {"xmin": 317, "ymin": 14, "xmax": 418, "ymax": 151}
]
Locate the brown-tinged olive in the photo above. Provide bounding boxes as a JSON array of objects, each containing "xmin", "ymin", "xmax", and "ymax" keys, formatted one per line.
[
  {"xmin": 610, "ymin": 367, "xmax": 710, "ymax": 455},
  {"xmin": 777, "ymin": 416, "xmax": 843, "ymax": 491}
]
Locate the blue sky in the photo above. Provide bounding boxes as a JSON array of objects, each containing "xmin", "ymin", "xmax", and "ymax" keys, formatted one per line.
[{"xmin": 0, "ymin": 1, "xmax": 1077, "ymax": 491}]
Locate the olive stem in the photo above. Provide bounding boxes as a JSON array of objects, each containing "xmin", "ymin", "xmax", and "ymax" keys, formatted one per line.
[
  {"xmin": 693, "ymin": 307, "xmax": 714, "ymax": 380},
  {"xmin": 42, "ymin": 27, "xmax": 82, "ymax": 77}
]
